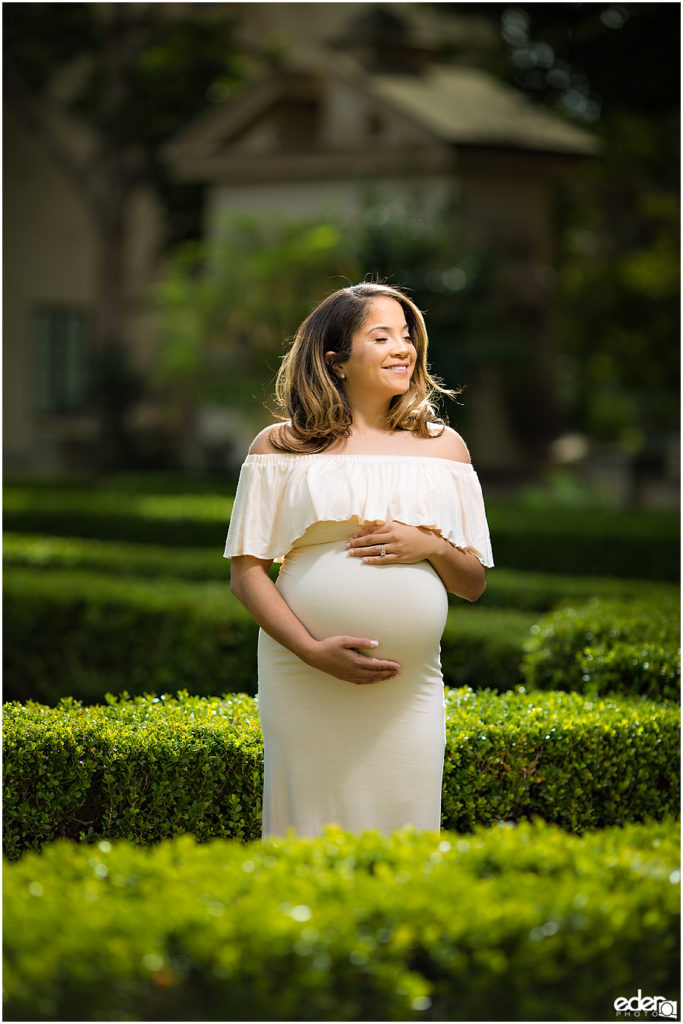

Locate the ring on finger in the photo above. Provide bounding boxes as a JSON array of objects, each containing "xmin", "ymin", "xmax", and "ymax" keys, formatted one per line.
[{"xmin": 379, "ymin": 544, "xmax": 386, "ymax": 557}]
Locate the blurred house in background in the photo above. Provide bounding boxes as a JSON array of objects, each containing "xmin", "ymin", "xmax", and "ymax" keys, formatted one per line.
[
  {"xmin": 4, "ymin": 2, "xmax": 599, "ymax": 476},
  {"xmin": 3, "ymin": 87, "xmax": 162, "ymax": 472},
  {"xmin": 166, "ymin": 4, "xmax": 599, "ymax": 474}
]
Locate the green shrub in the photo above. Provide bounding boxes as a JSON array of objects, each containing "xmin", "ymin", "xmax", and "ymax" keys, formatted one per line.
[
  {"xmin": 441, "ymin": 607, "xmax": 533, "ymax": 691},
  {"xmin": 441, "ymin": 686, "xmax": 679, "ymax": 835},
  {"xmin": 486, "ymin": 504, "xmax": 679, "ymax": 580},
  {"xmin": 6, "ymin": 533, "xmax": 679, "ymax": 613},
  {"xmin": 4, "ymin": 483, "xmax": 679, "ymax": 578},
  {"xmin": 3, "ymin": 486, "xmax": 233, "ymax": 547},
  {"xmin": 3, "ymin": 817, "xmax": 679, "ymax": 1022},
  {"xmin": 3, "ymin": 567, "xmax": 530, "ymax": 703},
  {"xmin": 477, "ymin": 566, "xmax": 679, "ymax": 612},
  {"xmin": 521, "ymin": 598, "xmax": 680, "ymax": 702},
  {"xmin": 3, "ymin": 566, "xmax": 259, "ymax": 704},
  {"xmin": 3, "ymin": 691, "xmax": 263, "ymax": 861},
  {"xmin": 4, "ymin": 687, "xmax": 678, "ymax": 861},
  {"xmin": 3, "ymin": 533, "xmax": 224, "ymax": 581}
]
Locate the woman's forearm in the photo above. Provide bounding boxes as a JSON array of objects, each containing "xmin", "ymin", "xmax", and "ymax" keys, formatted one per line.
[
  {"xmin": 427, "ymin": 534, "xmax": 487, "ymax": 601},
  {"xmin": 230, "ymin": 558, "xmax": 318, "ymax": 663}
]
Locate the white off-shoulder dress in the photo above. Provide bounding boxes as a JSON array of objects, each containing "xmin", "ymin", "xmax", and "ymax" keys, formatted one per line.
[{"xmin": 224, "ymin": 453, "xmax": 493, "ymax": 838}]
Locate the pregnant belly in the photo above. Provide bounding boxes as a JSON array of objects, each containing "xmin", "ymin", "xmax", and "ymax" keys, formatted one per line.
[{"xmin": 276, "ymin": 537, "xmax": 448, "ymax": 667}]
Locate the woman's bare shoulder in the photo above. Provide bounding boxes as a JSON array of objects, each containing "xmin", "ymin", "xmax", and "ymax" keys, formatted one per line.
[
  {"xmin": 427, "ymin": 424, "xmax": 472, "ymax": 464},
  {"xmin": 248, "ymin": 423, "xmax": 287, "ymax": 455}
]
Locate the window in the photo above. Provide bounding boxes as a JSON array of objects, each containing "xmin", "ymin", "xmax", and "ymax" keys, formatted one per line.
[{"xmin": 33, "ymin": 307, "xmax": 91, "ymax": 415}]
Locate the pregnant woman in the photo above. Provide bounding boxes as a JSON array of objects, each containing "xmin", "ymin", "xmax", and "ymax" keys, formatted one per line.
[{"xmin": 225, "ymin": 282, "xmax": 493, "ymax": 837}]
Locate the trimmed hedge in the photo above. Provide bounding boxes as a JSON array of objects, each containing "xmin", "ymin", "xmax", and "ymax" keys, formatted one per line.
[
  {"xmin": 3, "ymin": 817, "xmax": 679, "ymax": 1022},
  {"xmin": 485, "ymin": 503, "xmax": 679, "ymax": 580},
  {"xmin": 478, "ymin": 566, "xmax": 680, "ymax": 612},
  {"xmin": 522, "ymin": 598, "xmax": 681, "ymax": 702},
  {"xmin": 441, "ymin": 607, "xmax": 532, "ymax": 691},
  {"xmin": 6, "ymin": 533, "xmax": 680, "ymax": 611},
  {"xmin": 4, "ymin": 483, "xmax": 679, "ymax": 578},
  {"xmin": 3, "ymin": 566, "xmax": 532, "ymax": 703},
  {"xmin": 4, "ymin": 687, "xmax": 678, "ymax": 861},
  {"xmin": 3, "ymin": 532, "xmax": 225, "ymax": 581},
  {"xmin": 3, "ymin": 566, "xmax": 259, "ymax": 704},
  {"xmin": 3, "ymin": 486, "xmax": 233, "ymax": 547}
]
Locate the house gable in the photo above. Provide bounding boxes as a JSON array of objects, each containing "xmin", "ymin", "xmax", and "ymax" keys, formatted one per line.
[{"xmin": 165, "ymin": 65, "xmax": 453, "ymax": 184}]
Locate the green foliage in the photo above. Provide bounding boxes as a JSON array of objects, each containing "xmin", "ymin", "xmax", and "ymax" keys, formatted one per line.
[
  {"xmin": 153, "ymin": 214, "xmax": 359, "ymax": 412},
  {"xmin": 478, "ymin": 566, "xmax": 679, "ymax": 612},
  {"xmin": 3, "ymin": 817, "xmax": 679, "ymax": 1022},
  {"xmin": 441, "ymin": 607, "xmax": 533, "ymax": 692},
  {"xmin": 460, "ymin": 4, "xmax": 681, "ymax": 445},
  {"xmin": 2, "ymin": 533, "xmax": 225, "ymax": 580},
  {"xmin": 6, "ymin": 532, "xmax": 679, "ymax": 611},
  {"xmin": 485, "ymin": 502, "xmax": 679, "ymax": 579},
  {"xmin": 5, "ymin": 481, "xmax": 679, "ymax": 577},
  {"xmin": 4, "ymin": 4, "xmax": 248, "ymax": 238},
  {"xmin": 522, "ymin": 598, "xmax": 680, "ymax": 702},
  {"xmin": 2, "ymin": 559, "xmax": 528, "ymax": 701},
  {"xmin": 4, "ymin": 687, "xmax": 678, "ymax": 862},
  {"xmin": 3, "ymin": 484, "xmax": 233, "ymax": 546},
  {"xmin": 3, "ymin": 562, "xmax": 532, "ymax": 703},
  {"xmin": 556, "ymin": 123, "xmax": 679, "ymax": 446},
  {"xmin": 3, "ymin": 691, "xmax": 263, "ymax": 861},
  {"xmin": 3, "ymin": 566, "xmax": 259, "ymax": 704},
  {"xmin": 441, "ymin": 686, "xmax": 678, "ymax": 835}
]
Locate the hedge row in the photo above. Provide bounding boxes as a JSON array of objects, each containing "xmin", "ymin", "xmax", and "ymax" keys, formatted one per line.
[
  {"xmin": 522, "ymin": 597, "xmax": 680, "ymax": 702},
  {"xmin": 485, "ymin": 503, "xmax": 679, "ymax": 580},
  {"xmin": 4, "ymin": 484, "xmax": 679, "ymax": 577},
  {"xmin": 3, "ymin": 485, "xmax": 233, "ymax": 547},
  {"xmin": 2, "ymin": 566, "xmax": 534, "ymax": 703},
  {"xmin": 5, "ymin": 533, "xmax": 679, "ymax": 610},
  {"xmin": 2, "ymin": 532, "xmax": 225, "ymax": 582},
  {"xmin": 4, "ymin": 687, "xmax": 678, "ymax": 861},
  {"xmin": 3, "ymin": 817, "xmax": 679, "ymax": 1022},
  {"xmin": 3, "ymin": 567, "xmax": 259, "ymax": 704}
]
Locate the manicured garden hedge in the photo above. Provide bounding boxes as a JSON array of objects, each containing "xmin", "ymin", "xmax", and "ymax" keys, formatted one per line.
[
  {"xmin": 485, "ymin": 503, "xmax": 679, "ymax": 580},
  {"xmin": 522, "ymin": 597, "xmax": 680, "ymax": 702},
  {"xmin": 3, "ymin": 566, "xmax": 533, "ymax": 703},
  {"xmin": 3, "ymin": 485, "xmax": 233, "ymax": 547},
  {"xmin": 4, "ymin": 483, "xmax": 679, "ymax": 578},
  {"xmin": 3, "ymin": 567, "xmax": 259, "ymax": 704},
  {"xmin": 6, "ymin": 533, "xmax": 679, "ymax": 610},
  {"xmin": 3, "ymin": 817, "xmax": 679, "ymax": 1022},
  {"xmin": 477, "ymin": 566, "xmax": 679, "ymax": 611},
  {"xmin": 4, "ymin": 687, "xmax": 678, "ymax": 861},
  {"xmin": 3, "ymin": 532, "xmax": 225, "ymax": 581}
]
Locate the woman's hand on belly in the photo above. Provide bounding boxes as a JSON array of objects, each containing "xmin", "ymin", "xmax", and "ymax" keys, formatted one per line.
[
  {"xmin": 304, "ymin": 634, "xmax": 401, "ymax": 685},
  {"xmin": 346, "ymin": 520, "xmax": 437, "ymax": 565},
  {"xmin": 345, "ymin": 519, "xmax": 486, "ymax": 601}
]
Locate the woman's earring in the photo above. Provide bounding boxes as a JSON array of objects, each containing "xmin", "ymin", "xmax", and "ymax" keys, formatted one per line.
[{"xmin": 339, "ymin": 372, "xmax": 346, "ymax": 380}]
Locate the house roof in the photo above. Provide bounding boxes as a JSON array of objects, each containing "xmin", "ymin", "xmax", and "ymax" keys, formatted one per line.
[
  {"xmin": 165, "ymin": 55, "xmax": 600, "ymax": 184},
  {"xmin": 364, "ymin": 64, "xmax": 600, "ymax": 156}
]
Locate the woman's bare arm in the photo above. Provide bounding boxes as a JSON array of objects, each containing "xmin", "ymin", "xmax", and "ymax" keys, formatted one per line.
[{"xmin": 422, "ymin": 533, "xmax": 487, "ymax": 601}]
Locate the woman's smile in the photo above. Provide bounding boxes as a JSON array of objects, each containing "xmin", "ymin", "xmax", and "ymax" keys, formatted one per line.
[{"xmin": 338, "ymin": 296, "xmax": 417, "ymax": 395}]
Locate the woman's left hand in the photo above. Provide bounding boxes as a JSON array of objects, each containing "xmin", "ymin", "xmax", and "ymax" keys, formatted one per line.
[{"xmin": 345, "ymin": 520, "xmax": 438, "ymax": 565}]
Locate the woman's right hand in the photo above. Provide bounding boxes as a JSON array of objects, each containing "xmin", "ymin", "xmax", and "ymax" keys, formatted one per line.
[{"xmin": 305, "ymin": 636, "xmax": 401, "ymax": 685}]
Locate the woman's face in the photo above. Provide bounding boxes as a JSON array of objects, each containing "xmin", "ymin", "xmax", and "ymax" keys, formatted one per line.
[{"xmin": 334, "ymin": 297, "xmax": 417, "ymax": 401}]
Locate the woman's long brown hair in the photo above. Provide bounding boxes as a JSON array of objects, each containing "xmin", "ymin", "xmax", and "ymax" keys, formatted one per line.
[{"xmin": 271, "ymin": 282, "xmax": 459, "ymax": 453}]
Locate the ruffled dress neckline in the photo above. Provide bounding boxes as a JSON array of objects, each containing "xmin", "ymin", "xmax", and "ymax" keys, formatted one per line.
[{"xmin": 225, "ymin": 452, "xmax": 493, "ymax": 567}]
